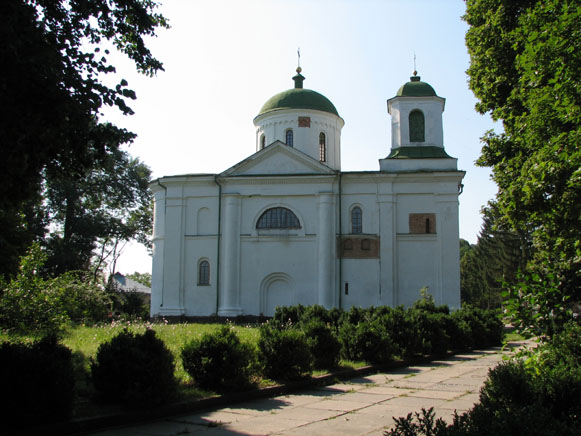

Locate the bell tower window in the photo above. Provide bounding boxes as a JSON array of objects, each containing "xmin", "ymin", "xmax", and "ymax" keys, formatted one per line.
[
  {"xmin": 285, "ymin": 129, "xmax": 294, "ymax": 147},
  {"xmin": 260, "ymin": 134, "xmax": 266, "ymax": 149},
  {"xmin": 319, "ymin": 132, "xmax": 326, "ymax": 162},
  {"xmin": 409, "ymin": 109, "xmax": 425, "ymax": 142}
]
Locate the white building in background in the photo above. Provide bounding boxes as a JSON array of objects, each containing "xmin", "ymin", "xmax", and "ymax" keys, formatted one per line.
[{"xmin": 150, "ymin": 68, "xmax": 465, "ymax": 318}]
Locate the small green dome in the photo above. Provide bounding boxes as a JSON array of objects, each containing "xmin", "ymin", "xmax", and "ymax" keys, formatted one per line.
[
  {"xmin": 396, "ymin": 75, "xmax": 437, "ymax": 97},
  {"xmin": 257, "ymin": 69, "xmax": 339, "ymax": 117}
]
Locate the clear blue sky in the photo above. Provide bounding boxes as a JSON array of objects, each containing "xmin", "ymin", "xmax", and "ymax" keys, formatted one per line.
[{"xmin": 107, "ymin": 0, "xmax": 500, "ymax": 274}]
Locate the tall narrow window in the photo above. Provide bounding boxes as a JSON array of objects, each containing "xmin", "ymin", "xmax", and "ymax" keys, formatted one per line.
[
  {"xmin": 285, "ymin": 129, "xmax": 294, "ymax": 147},
  {"xmin": 319, "ymin": 132, "xmax": 326, "ymax": 162},
  {"xmin": 409, "ymin": 110, "xmax": 425, "ymax": 142},
  {"xmin": 260, "ymin": 134, "xmax": 266, "ymax": 149},
  {"xmin": 198, "ymin": 260, "xmax": 210, "ymax": 285},
  {"xmin": 351, "ymin": 207, "xmax": 362, "ymax": 234}
]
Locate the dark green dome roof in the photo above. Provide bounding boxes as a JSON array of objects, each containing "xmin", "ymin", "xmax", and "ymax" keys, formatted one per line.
[
  {"xmin": 257, "ymin": 69, "xmax": 340, "ymax": 117},
  {"xmin": 396, "ymin": 75, "xmax": 437, "ymax": 97},
  {"xmin": 258, "ymin": 88, "xmax": 339, "ymax": 116}
]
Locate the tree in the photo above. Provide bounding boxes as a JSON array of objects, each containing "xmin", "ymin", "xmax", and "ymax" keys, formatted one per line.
[
  {"xmin": 43, "ymin": 148, "xmax": 153, "ymax": 276},
  {"xmin": 460, "ymin": 205, "xmax": 526, "ymax": 309},
  {"xmin": 464, "ymin": 0, "xmax": 581, "ymax": 331},
  {"xmin": 0, "ymin": 0, "xmax": 168, "ymax": 277}
]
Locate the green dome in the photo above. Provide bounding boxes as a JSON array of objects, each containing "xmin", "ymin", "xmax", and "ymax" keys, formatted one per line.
[
  {"xmin": 258, "ymin": 88, "xmax": 339, "ymax": 117},
  {"xmin": 396, "ymin": 75, "xmax": 437, "ymax": 97}
]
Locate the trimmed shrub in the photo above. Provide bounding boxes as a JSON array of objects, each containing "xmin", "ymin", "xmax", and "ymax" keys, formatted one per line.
[
  {"xmin": 91, "ymin": 328, "xmax": 176, "ymax": 406},
  {"xmin": 0, "ymin": 335, "xmax": 75, "ymax": 426},
  {"xmin": 258, "ymin": 322, "xmax": 312, "ymax": 380},
  {"xmin": 339, "ymin": 317, "xmax": 397, "ymax": 364},
  {"xmin": 301, "ymin": 319, "xmax": 341, "ymax": 369},
  {"xmin": 181, "ymin": 325, "xmax": 255, "ymax": 390},
  {"xmin": 272, "ymin": 304, "xmax": 305, "ymax": 325}
]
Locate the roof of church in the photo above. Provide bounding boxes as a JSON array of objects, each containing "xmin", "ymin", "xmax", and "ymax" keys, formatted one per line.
[
  {"xmin": 257, "ymin": 68, "xmax": 340, "ymax": 117},
  {"xmin": 396, "ymin": 74, "xmax": 437, "ymax": 97},
  {"xmin": 386, "ymin": 146, "xmax": 451, "ymax": 159}
]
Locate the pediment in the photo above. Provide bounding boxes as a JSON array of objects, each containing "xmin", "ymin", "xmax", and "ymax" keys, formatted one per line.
[{"xmin": 220, "ymin": 141, "xmax": 336, "ymax": 177}]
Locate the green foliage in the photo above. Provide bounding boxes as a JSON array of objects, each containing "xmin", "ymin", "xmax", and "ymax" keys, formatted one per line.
[
  {"xmin": 257, "ymin": 322, "xmax": 313, "ymax": 380},
  {"xmin": 44, "ymin": 148, "xmax": 153, "ymax": 275},
  {"xmin": 0, "ymin": 335, "xmax": 75, "ymax": 426},
  {"xmin": 464, "ymin": 0, "xmax": 581, "ymax": 334},
  {"xmin": 504, "ymin": 271, "xmax": 574, "ymax": 338},
  {"xmin": 126, "ymin": 272, "xmax": 152, "ymax": 288},
  {"xmin": 301, "ymin": 319, "xmax": 341, "ymax": 369},
  {"xmin": 91, "ymin": 328, "xmax": 176, "ymax": 406},
  {"xmin": 339, "ymin": 315, "xmax": 397, "ymax": 364},
  {"xmin": 460, "ymin": 205, "xmax": 526, "ymax": 309},
  {"xmin": 0, "ymin": 244, "xmax": 111, "ymax": 333},
  {"xmin": 181, "ymin": 325, "xmax": 255, "ymax": 390},
  {"xmin": 0, "ymin": 0, "xmax": 167, "ymax": 277}
]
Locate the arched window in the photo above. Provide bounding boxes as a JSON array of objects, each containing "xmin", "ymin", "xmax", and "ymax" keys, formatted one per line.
[
  {"xmin": 260, "ymin": 134, "xmax": 266, "ymax": 149},
  {"xmin": 409, "ymin": 110, "xmax": 425, "ymax": 142},
  {"xmin": 198, "ymin": 260, "xmax": 210, "ymax": 285},
  {"xmin": 351, "ymin": 207, "xmax": 362, "ymax": 234},
  {"xmin": 319, "ymin": 132, "xmax": 326, "ymax": 162},
  {"xmin": 257, "ymin": 207, "xmax": 301, "ymax": 229},
  {"xmin": 285, "ymin": 129, "xmax": 294, "ymax": 147}
]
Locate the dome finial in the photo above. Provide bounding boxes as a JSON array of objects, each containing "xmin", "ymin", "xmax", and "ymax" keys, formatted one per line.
[
  {"xmin": 411, "ymin": 54, "xmax": 420, "ymax": 82},
  {"xmin": 293, "ymin": 48, "xmax": 305, "ymax": 88}
]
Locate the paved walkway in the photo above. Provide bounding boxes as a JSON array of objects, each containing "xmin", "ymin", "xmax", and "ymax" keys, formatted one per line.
[{"xmin": 87, "ymin": 342, "xmax": 526, "ymax": 436}]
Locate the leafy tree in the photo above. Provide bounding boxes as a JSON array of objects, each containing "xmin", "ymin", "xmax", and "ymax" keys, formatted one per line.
[
  {"xmin": 464, "ymin": 0, "xmax": 581, "ymax": 332},
  {"xmin": 126, "ymin": 272, "xmax": 152, "ymax": 288},
  {"xmin": 43, "ymin": 148, "xmax": 153, "ymax": 276},
  {"xmin": 0, "ymin": 0, "xmax": 168, "ymax": 277},
  {"xmin": 461, "ymin": 204, "xmax": 526, "ymax": 309}
]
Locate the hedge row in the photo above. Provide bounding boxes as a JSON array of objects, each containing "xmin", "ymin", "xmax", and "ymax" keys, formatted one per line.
[{"xmin": 0, "ymin": 301, "xmax": 503, "ymax": 424}]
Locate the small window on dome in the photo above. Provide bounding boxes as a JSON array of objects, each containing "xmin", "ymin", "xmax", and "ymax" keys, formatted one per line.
[
  {"xmin": 285, "ymin": 129, "xmax": 294, "ymax": 147},
  {"xmin": 319, "ymin": 132, "xmax": 326, "ymax": 162},
  {"xmin": 260, "ymin": 134, "xmax": 266, "ymax": 149},
  {"xmin": 409, "ymin": 110, "xmax": 425, "ymax": 142}
]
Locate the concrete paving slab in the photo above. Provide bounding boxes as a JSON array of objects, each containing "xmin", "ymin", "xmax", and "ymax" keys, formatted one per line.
[
  {"xmin": 315, "ymin": 383, "xmax": 369, "ymax": 393},
  {"xmin": 333, "ymin": 391, "xmax": 392, "ymax": 404},
  {"xmin": 362, "ymin": 386, "xmax": 413, "ymax": 396},
  {"xmin": 275, "ymin": 405, "xmax": 342, "ymax": 421},
  {"xmin": 405, "ymin": 389, "xmax": 463, "ymax": 400},
  {"xmin": 381, "ymin": 395, "xmax": 447, "ymax": 409},
  {"xmin": 304, "ymin": 398, "xmax": 370, "ymax": 412}
]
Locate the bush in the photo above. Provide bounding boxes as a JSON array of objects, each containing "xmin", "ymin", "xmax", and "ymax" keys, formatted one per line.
[
  {"xmin": 0, "ymin": 245, "xmax": 111, "ymax": 333},
  {"xmin": 91, "ymin": 328, "xmax": 176, "ymax": 406},
  {"xmin": 0, "ymin": 335, "xmax": 75, "ymax": 426},
  {"xmin": 181, "ymin": 325, "xmax": 255, "ymax": 390},
  {"xmin": 301, "ymin": 319, "xmax": 341, "ymax": 369},
  {"xmin": 258, "ymin": 322, "xmax": 312, "ymax": 380},
  {"xmin": 339, "ymin": 316, "xmax": 397, "ymax": 364}
]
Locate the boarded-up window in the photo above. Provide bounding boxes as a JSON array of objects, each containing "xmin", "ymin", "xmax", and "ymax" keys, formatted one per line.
[{"xmin": 409, "ymin": 213, "xmax": 436, "ymax": 234}]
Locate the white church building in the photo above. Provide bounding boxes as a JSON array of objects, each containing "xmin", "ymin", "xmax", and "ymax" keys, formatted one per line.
[{"xmin": 150, "ymin": 68, "xmax": 465, "ymax": 318}]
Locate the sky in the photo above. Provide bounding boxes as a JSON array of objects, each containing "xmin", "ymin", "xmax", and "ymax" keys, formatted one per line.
[{"xmin": 106, "ymin": 0, "xmax": 500, "ymax": 274}]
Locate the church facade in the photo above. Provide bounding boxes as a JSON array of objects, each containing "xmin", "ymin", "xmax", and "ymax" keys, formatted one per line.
[{"xmin": 150, "ymin": 69, "xmax": 465, "ymax": 317}]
